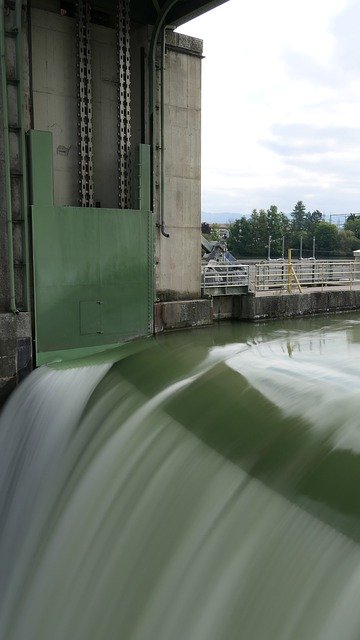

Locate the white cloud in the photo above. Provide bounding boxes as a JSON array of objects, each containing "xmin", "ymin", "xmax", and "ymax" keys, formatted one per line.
[{"xmin": 178, "ymin": 0, "xmax": 360, "ymax": 217}]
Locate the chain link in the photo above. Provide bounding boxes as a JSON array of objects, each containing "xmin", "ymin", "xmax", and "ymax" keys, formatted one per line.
[
  {"xmin": 76, "ymin": 0, "xmax": 94, "ymax": 207},
  {"xmin": 117, "ymin": 0, "xmax": 131, "ymax": 209}
]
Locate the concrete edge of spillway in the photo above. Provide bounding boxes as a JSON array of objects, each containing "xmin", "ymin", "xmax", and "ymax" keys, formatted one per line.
[{"xmin": 155, "ymin": 288, "xmax": 360, "ymax": 331}]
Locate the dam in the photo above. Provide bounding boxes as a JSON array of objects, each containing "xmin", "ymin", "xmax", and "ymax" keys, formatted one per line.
[
  {"xmin": 2, "ymin": 0, "xmax": 360, "ymax": 637},
  {"xmin": 2, "ymin": 314, "xmax": 360, "ymax": 639},
  {"xmin": 1, "ymin": 0, "xmax": 360, "ymax": 400}
]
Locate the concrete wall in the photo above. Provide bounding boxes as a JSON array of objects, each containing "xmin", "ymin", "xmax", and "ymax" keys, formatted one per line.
[
  {"xmin": 155, "ymin": 32, "xmax": 202, "ymax": 301},
  {"xmin": 155, "ymin": 299, "xmax": 212, "ymax": 332},
  {"xmin": 0, "ymin": 314, "xmax": 32, "ymax": 405},
  {"xmin": 0, "ymin": 2, "xmax": 33, "ymax": 405},
  {"xmin": 32, "ymin": 9, "xmax": 78, "ymax": 205},
  {"xmin": 32, "ymin": 9, "xmax": 119, "ymax": 206},
  {"xmin": 154, "ymin": 289, "xmax": 360, "ymax": 334},
  {"xmin": 31, "ymin": 8, "xmax": 149, "ymax": 208},
  {"xmin": 235, "ymin": 290, "xmax": 360, "ymax": 321}
]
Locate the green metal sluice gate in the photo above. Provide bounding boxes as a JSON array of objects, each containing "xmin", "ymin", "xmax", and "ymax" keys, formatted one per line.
[{"xmin": 28, "ymin": 131, "xmax": 154, "ymax": 365}]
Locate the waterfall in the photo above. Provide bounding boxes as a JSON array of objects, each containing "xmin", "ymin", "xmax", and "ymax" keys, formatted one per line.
[{"xmin": 1, "ymin": 316, "xmax": 360, "ymax": 639}]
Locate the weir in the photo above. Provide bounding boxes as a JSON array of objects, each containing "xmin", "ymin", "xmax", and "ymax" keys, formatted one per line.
[
  {"xmin": 2, "ymin": 0, "xmax": 360, "ymax": 402},
  {"xmin": 2, "ymin": 314, "xmax": 360, "ymax": 639},
  {"xmin": 2, "ymin": 2, "xmax": 360, "ymax": 635}
]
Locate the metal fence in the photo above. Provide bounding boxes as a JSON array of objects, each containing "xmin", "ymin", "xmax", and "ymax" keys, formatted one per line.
[
  {"xmin": 201, "ymin": 260, "xmax": 360, "ymax": 296},
  {"xmin": 254, "ymin": 260, "xmax": 360, "ymax": 293},
  {"xmin": 201, "ymin": 263, "xmax": 249, "ymax": 294}
]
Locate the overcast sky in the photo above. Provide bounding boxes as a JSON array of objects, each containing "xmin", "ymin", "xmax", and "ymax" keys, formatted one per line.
[{"xmin": 179, "ymin": 0, "xmax": 360, "ymax": 221}]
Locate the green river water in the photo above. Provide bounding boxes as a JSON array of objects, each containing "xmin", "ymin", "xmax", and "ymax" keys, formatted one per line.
[{"xmin": 1, "ymin": 314, "xmax": 360, "ymax": 639}]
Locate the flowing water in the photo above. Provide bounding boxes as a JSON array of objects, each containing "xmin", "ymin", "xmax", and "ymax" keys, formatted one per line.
[{"xmin": 2, "ymin": 314, "xmax": 360, "ymax": 639}]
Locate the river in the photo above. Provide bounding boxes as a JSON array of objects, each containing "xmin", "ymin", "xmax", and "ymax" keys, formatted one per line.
[{"xmin": 1, "ymin": 314, "xmax": 360, "ymax": 639}]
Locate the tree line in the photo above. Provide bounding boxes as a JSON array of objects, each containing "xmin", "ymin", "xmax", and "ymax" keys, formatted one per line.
[{"xmin": 203, "ymin": 202, "xmax": 360, "ymax": 259}]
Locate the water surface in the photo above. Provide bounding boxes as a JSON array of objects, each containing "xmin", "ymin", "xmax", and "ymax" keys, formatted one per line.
[{"xmin": 1, "ymin": 314, "xmax": 360, "ymax": 639}]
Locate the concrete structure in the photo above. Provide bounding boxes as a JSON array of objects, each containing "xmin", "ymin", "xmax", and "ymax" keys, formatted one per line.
[
  {"xmin": 155, "ymin": 298, "xmax": 212, "ymax": 332},
  {"xmin": 0, "ymin": 0, "xmax": 33, "ymax": 402},
  {"xmin": 156, "ymin": 31, "xmax": 202, "ymax": 301},
  {"xmin": 155, "ymin": 286, "xmax": 360, "ymax": 332},
  {"xmin": 3, "ymin": 0, "xmax": 360, "ymax": 405},
  {"xmin": 0, "ymin": 313, "xmax": 32, "ymax": 405},
  {"xmin": 235, "ymin": 289, "xmax": 360, "ymax": 322},
  {"xmin": 0, "ymin": 0, "xmax": 228, "ymax": 403}
]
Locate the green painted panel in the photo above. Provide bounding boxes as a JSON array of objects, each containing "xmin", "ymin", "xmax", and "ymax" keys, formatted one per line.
[
  {"xmin": 137, "ymin": 144, "xmax": 151, "ymax": 211},
  {"xmin": 27, "ymin": 130, "xmax": 54, "ymax": 206},
  {"xmin": 32, "ymin": 205, "xmax": 154, "ymax": 364},
  {"xmin": 80, "ymin": 300, "xmax": 103, "ymax": 335}
]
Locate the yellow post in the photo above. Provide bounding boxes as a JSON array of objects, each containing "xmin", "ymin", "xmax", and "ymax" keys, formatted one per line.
[
  {"xmin": 288, "ymin": 248, "xmax": 292, "ymax": 293},
  {"xmin": 287, "ymin": 248, "xmax": 302, "ymax": 294}
]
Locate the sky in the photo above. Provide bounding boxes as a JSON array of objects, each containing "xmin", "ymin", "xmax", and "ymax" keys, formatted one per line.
[{"xmin": 178, "ymin": 0, "xmax": 360, "ymax": 222}]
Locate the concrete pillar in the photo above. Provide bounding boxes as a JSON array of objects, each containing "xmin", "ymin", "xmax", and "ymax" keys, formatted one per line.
[{"xmin": 155, "ymin": 31, "xmax": 203, "ymax": 301}]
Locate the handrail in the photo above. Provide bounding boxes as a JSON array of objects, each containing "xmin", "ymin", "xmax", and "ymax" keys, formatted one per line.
[
  {"xmin": 254, "ymin": 260, "xmax": 359, "ymax": 293},
  {"xmin": 201, "ymin": 263, "xmax": 249, "ymax": 291}
]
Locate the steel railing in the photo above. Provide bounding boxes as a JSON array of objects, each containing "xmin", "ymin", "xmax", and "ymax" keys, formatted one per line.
[
  {"xmin": 201, "ymin": 263, "xmax": 249, "ymax": 292},
  {"xmin": 254, "ymin": 260, "xmax": 360, "ymax": 292}
]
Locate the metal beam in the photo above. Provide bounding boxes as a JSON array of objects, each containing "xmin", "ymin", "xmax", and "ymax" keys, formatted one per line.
[
  {"xmin": 76, "ymin": 0, "xmax": 94, "ymax": 207},
  {"xmin": 117, "ymin": 0, "xmax": 132, "ymax": 208}
]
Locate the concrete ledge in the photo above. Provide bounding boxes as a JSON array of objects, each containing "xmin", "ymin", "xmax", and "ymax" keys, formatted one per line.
[
  {"xmin": 166, "ymin": 31, "xmax": 203, "ymax": 57},
  {"xmin": 157, "ymin": 289, "xmax": 201, "ymax": 302},
  {"xmin": 155, "ymin": 299, "xmax": 212, "ymax": 332},
  {"xmin": 154, "ymin": 289, "xmax": 360, "ymax": 333},
  {"xmin": 234, "ymin": 290, "xmax": 360, "ymax": 321}
]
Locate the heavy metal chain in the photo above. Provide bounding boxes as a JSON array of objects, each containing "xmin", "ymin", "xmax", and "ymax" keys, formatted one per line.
[
  {"xmin": 76, "ymin": 0, "xmax": 94, "ymax": 207},
  {"xmin": 117, "ymin": 0, "xmax": 131, "ymax": 209}
]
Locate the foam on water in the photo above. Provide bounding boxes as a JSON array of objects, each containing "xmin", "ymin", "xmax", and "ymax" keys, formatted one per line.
[{"xmin": 1, "ymin": 316, "xmax": 360, "ymax": 639}]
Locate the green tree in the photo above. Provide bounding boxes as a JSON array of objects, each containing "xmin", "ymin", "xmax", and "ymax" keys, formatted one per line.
[
  {"xmin": 337, "ymin": 229, "xmax": 360, "ymax": 256},
  {"xmin": 228, "ymin": 217, "xmax": 249, "ymax": 256},
  {"xmin": 201, "ymin": 222, "xmax": 211, "ymax": 235},
  {"xmin": 228, "ymin": 206, "xmax": 289, "ymax": 258},
  {"xmin": 304, "ymin": 210, "xmax": 323, "ymax": 232},
  {"xmin": 266, "ymin": 205, "xmax": 289, "ymax": 256},
  {"xmin": 291, "ymin": 201, "xmax": 307, "ymax": 232},
  {"xmin": 315, "ymin": 222, "xmax": 340, "ymax": 255},
  {"xmin": 288, "ymin": 206, "xmax": 325, "ymax": 257},
  {"xmin": 252, "ymin": 209, "xmax": 269, "ymax": 255},
  {"xmin": 228, "ymin": 213, "xmax": 264, "ymax": 257},
  {"xmin": 344, "ymin": 215, "xmax": 360, "ymax": 239},
  {"xmin": 293, "ymin": 210, "xmax": 323, "ymax": 256},
  {"xmin": 227, "ymin": 218, "xmax": 243, "ymax": 256}
]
